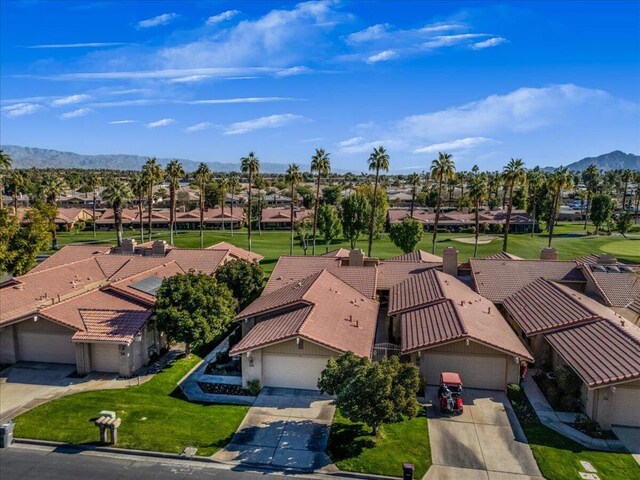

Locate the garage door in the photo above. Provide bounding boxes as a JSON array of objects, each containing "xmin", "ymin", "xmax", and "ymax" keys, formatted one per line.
[
  {"xmin": 17, "ymin": 331, "xmax": 76, "ymax": 364},
  {"xmin": 424, "ymin": 353, "xmax": 506, "ymax": 390},
  {"xmin": 92, "ymin": 344, "xmax": 120, "ymax": 373},
  {"xmin": 263, "ymin": 353, "xmax": 330, "ymax": 390},
  {"xmin": 610, "ymin": 387, "xmax": 640, "ymax": 427}
]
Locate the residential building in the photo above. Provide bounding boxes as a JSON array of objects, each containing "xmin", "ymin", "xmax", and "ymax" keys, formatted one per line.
[{"xmin": 388, "ymin": 208, "xmax": 537, "ymax": 233}]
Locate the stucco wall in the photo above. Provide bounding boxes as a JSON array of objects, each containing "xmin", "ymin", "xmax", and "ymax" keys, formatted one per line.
[{"xmin": 0, "ymin": 325, "xmax": 16, "ymax": 364}]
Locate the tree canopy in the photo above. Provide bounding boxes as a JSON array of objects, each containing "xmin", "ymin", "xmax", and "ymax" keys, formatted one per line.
[
  {"xmin": 215, "ymin": 259, "xmax": 265, "ymax": 309},
  {"xmin": 389, "ymin": 217, "xmax": 423, "ymax": 253},
  {"xmin": 590, "ymin": 193, "xmax": 614, "ymax": 234},
  {"xmin": 317, "ymin": 204, "xmax": 342, "ymax": 253},
  {"xmin": 341, "ymin": 191, "xmax": 371, "ymax": 249}
]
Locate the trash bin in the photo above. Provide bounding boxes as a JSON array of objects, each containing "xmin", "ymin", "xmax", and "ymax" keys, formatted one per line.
[
  {"xmin": 0, "ymin": 420, "xmax": 15, "ymax": 448},
  {"xmin": 402, "ymin": 462, "xmax": 414, "ymax": 480}
]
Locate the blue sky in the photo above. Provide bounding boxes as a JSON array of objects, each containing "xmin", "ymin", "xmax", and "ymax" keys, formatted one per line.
[{"xmin": 1, "ymin": 0, "xmax": 639, "ymax": 172}]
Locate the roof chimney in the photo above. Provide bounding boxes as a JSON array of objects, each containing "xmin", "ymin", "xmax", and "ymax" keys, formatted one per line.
[
  {"xmin": 442, "ymin": 247, "xmax": 458, "ymax": 276},
  {"xmin": 152, "ymin": 240, "xmax": 167, "ymax": 256},
  {"xmin": 348, "ymin": 248, "xmax": 364, "ymax": 267},
  {"xmin": 540, "ymin": 247, "xmax": 558, "ymax": 261},
  {"xmin": 121, "ymin": 238, "xmax": 137, "ymax": 254},
  {"xmin": 596, "ymin": 253, "xmax": 616, "ymax": 265}
]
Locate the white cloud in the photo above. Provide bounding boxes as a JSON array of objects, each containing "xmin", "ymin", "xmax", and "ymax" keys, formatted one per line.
[
  {"xmin": 337, "ymin": 136, "xmax": 366, "ymax": 147},
  {"xmin": 167, "ymin": 75, "xmax": 212, "ymax": 83},
  {"xmin": 24, "ymin": 42, "xmax": 128, "ymax": 49},
  {"xmin": 337, "ymin": 137, "xmax": 405, "ymax": 154},
  {"xmin": 206, "ymin": 10, "xmax": 241, "ymax": 25},
  {"xmin": 109, "ymin": 120, "xmax": 136, "ymax": 124},
  {"xmin": 346, "ymin": 24, "xmax": 392, "ymax": 44},
  {"xmin": 146, "ymin": 118, "xmax": 175, "ymax": 128},
  {"xmin": 366, "ymin": 50, "xmax": 398, "ymax": 63},
  {"xmin": 51, "ymin": 94, "xmax": 92, "ymax": 106},
  {"xmin": 414, "ymin": 137, "xmax": 498, "ymax": 154},
  {"xmin": 59, "ymin": 108, "xmax": 93, "ymax": 119},
  {"xmin": 224, "ymin": 113, "xmax": 305, "ymax": 135},
  {"xmin": 273, "ymin": 66, "xmax": 312, "ymax": 77},
  {"xmin": 420, "ymin": 22, "xmax": 466, "ymax": 33},
  {"xmin": 185, "ymin": 122, "xmax": 215, "ymax": 133},
  {"xmin": 188, "ymin": 97, "xmax": 299, "ymax": 105},
  {"xmin": 2, "ymin": 102, "xmax": 44, "ymax": 117},
  {"xmin": 471, "ymin": 37, "xmax": 508, "ymax": 50},
  {"xmin": 423, "ymin": 33, "xmax": 489, "ymax": 49},
  {"xmin": 137, "ymin": 13, "xmax": 178, "ymax": 29}
]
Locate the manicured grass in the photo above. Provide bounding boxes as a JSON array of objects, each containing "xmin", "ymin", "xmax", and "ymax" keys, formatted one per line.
[
  {"xmin": 523, "ymin": 423, "xmax": 640, "ymax": 480},
  {"xmin": 52, "ymin": 222, "xmax": 640, "ymax": 277},
  {"xmin": 327, "ymin": 408, "xmax": 431, "ymax": 478},
  {"xmin": 14, "ymin": 353, "xmax": 249, "ymax": 456}
]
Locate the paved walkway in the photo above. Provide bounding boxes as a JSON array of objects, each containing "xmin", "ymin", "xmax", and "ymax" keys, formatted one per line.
[
  {"xmin": 521, "ymin": 375, "xmax": 627, "ymax": 452},
  {"xmin": 213, "ymin": 387, "xmax": 336, "ymax": 472},
  {"xmin": 611, "ymin": 427, "xmax": 640, "ymax": 465},
  {"xmin": 424, "ymin": 388, "xmax": 543, "ymax": 480}
]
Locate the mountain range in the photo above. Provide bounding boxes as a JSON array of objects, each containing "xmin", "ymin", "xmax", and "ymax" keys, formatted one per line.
[{"xmin": 1, "ymin": 145, "xmax": 638, "ymax": 173}]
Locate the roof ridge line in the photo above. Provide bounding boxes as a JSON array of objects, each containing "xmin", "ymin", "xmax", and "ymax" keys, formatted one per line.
[
  {"xmin": 21, "ymin": 254, "xmax": 104, "ymax": 278},
  {"xmin": 546, "ymin": 279, "xmax": 609, "ymax": 319}
]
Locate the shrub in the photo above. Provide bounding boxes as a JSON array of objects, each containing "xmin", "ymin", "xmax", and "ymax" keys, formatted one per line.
[
  {"xmin": 246, "ymin": 379, "xmax": 261, "ymax": 396},
  {"xmin": 555, "ymin": 365, "xmax": 582, "ymax": 397},
  {"xmin": 507, "ymin": 383, "xmax": 525, "ymax": 403}
]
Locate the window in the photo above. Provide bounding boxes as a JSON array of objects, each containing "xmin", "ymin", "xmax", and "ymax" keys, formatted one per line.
[{"xmin": 298, "ymin": 339, "xmax": 304, "ymax": 350}]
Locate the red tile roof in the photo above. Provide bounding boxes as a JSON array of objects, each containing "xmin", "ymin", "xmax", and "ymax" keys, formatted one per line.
[
  {"xmin": 470, "ymin": 258, "xmax": 584, "ymax": 303},
  {"xmin": 28, "ymin": 245, "xmax": 112, "ymax": 274},
  {"xmin": 376, "ymin": 262, "xmax": 438, "ymax": 290},
  {"xmin": 401, "ymin": 301, "xmax": 466, "ymax": 353},
  {"xmin": 387, "ymin": 250, "xmax": 443, "ymax": 263},
  {"xmin": 579, "ymin": 264, "xmax": 640, "ymax": 308},
  {"xmin": 206, "ymin": 241, "xmax": 264, "ymax": 262},
  {"xmin": 545, "ymin": 320, "xmax": 640, "ymax": 388},
  {"xmin": 389, "ymin": 269, "xmax": 444, "ymax": 314}
]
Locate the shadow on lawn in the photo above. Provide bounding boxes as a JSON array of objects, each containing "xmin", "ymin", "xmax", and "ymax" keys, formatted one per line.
[{"xmin": 327, "ymin": 422, "xmax": 375, "ymax": 461}]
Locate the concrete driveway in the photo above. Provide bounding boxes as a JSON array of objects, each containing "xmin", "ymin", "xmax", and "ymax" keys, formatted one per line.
[
  {"xmin": 213, "ymin": 387, "xmax": 335, "ymax": 471},
  {"xmin": 612, "ymin": 427, "xmax": 640, "ymax": 466},
  {"xmin": 424, "ymin": 388, "xmax": 544, "ymax": 480}
]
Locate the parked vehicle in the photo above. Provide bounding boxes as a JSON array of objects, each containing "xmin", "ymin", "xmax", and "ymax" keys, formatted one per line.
[{"xmin": 438, "ymin": 372, "xmax": 464, "ymax": 414}]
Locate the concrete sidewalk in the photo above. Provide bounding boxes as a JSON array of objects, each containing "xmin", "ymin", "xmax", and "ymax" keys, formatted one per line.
[{"xmin": 521, "ymin": 375, "xmax": 627, "ymax": 452}]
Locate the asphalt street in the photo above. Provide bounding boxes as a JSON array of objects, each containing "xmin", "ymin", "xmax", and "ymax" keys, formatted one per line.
[{"xmin": 0, "ymin": 445, "xmax": 290, "ymax": 480}]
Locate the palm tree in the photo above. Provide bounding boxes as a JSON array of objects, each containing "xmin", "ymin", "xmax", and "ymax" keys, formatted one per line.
[
  {"xmin": 6, "ymin": 170, "xmax": 25, "ymax": 216},
  {"xmin": 141, "ymin": 157, "xmax": 164, "ymax": 240},
  {"xmin": 40, "ymin": 174, "xmax": 67, "ymax": 249},
  {"xmin": 253, "ymin": 173, "xmax": 266, "ymax": 236},
  {"xmin": 194, "ymin": 163, "xmax": 211, "ymax": 249},
  {"xmin": 408, "ymin": 172, "xmax": 421, "ymax": 218},
  {"xmin": 582, "ymin": 164, "xmax": 600, "ymax": 230},
  {"xmin": 285, "ymin": 164, "xmax": 302, "ymax": 255},
  {"xmin": 527, "ymin": 167, "xmax": 544, "ymax": 236},
  {"xmin": 103, "ymin": 178, "xmax": 133, "ymax": 247},
  {"xmin": 130, "ymin": 173, "xmax": 147, "ymax": 242},
  {"xmin": 83, "ymin": 175, "xmax": 101, "ymax": 238},
  {"xmin": 228, "ymin": 174, "xmax": 240, "ymax": 237},
  {"xmin": 501, "ymin": 158, "xmax": 527, "ymax": 252},
  {"xmin": 241, "ymin": 152, "xmax": 260, "ymax": 252},
  {"xmin": 165, "ymin": 160, "xmax": 185, "ymax": 245},
  {"xmin": 310, "ymin": 148, "xmax": 331, "ymax": 255},
  {"xmin": 218, "ymin": 176, "xmax": 228, "ymax": 233},
  {"xmin": 621, "ymin": 169, "xmax": 634, "ymax": 212},
  {"xmin": 468, "ymin": 168, "xmax": 488, "ymax": 258},
  {"xmin": 367, "ymin": 146, "xmax": 390, "ymax": 257},
  {"xmin": 0, "ymin": 150, "xmax": 12, "ymax": 210},
  {"xmin": 547, "ymin": 166, "xmax": 574, "ymax": 247},
  {"xmin": 430, "ymin": 152, "xmax": 456, "ymax": 254}
]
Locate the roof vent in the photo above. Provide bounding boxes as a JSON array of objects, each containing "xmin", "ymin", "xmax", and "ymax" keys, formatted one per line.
[
  {"xmin": 596, "ymin": 253, "xmax": 617, "ymax": 265},
  {"xmin": 606, "ymin": 266, "xmax": 621, "ymax": 273},
  {"xmin": 592, "ymin": 265, "xmax": 606, "ymax": 272},
  {"xmin": 621, "ymin": 319, "xmax": 626, "ymax": 327}
]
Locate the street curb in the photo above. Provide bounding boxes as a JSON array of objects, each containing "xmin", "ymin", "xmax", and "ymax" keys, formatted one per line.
[{"xmin": 13, "ymin": 438, "xmax": 401, "ymax": 479}]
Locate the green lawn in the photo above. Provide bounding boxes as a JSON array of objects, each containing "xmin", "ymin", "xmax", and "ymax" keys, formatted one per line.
[
  {"xmin": 53, "ymin": 222, "xmax": 640, "ymax": 277},
  {"xmin": 523, "ymin": 424, "xmax": 640, "ymax": 480},
  {"xmin": 327, "ymin": 408, "xmax": 431, "ymax": 478},
  {"xmin": 14, "ymin": 353, "xmax": 249, "ymax": 456}
]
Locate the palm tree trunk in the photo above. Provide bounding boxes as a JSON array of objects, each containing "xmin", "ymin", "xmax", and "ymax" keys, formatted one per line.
[
  {"xmin": 474, "ymin": 198, "xmax": 480, "ymax": 258},
  {"xmin": 531, "ymin": 187, "xmax": 537, "ymax": 237},
  {"xmin": 502, "ymin": 183, "xmax": 514, "ymax": 252},
  {"xmin": 221, "ymin": 195, "xmax": 225, "ymax": 233},
  {"xmin": 92, "ymin": 193, "xmax": 97, "ymax": 238},
  {"xmin": 199, "ymin": 186, "xmax": 204, "ymax": 249},
  {"xmin": 247, "ymin": 177, "xmax": 253, "ymax": 252},
  {"xmin": 410, "ymin": 187, "xmax": 416, "ymax": 218},
  {"xmin": 312, "ymin": 175, "xmax": 321, "ymax": 255},
  {"xmin": 147, "ymin": 187, "xmax": 153, "ymax": 240},
  {"xmin": 138, "ymin": 202, "xmax": 144, "ymax": 242},
  {"xmin": 622, "ymin": 182, "xmax": 628, "ymax": 211},
  {"xmin": 368, "ymin": 171, "xmax": 379, "ymax": 257},
  {"xmin": 584, "ymin": 191, "xmax": 592, "ymax": 230},
  {"xmin": 258, "ymin": 193, "xmax": 262, "ymax": 235},
  {"xmin": 230, "ymin": 195, "xmax": 234, "ymax": 237},
  {"xmin": 290, "ymin": 182, "xmax": 295, "ymax": 255},
  {"xmin": 115, "ymin": 205, "xmax": 123, "ymax": 247},
  {"xmin": 431, "ymin": 177, "xmax": 443, "ymax": 254},
  {"xmin": 548, "ymin": 190, "xmax": 560, "ymax": 247},
  {"xmin": 13, "ymin": 192, "xmax": 18, "ymax": 216},
  {"xmin": 169, "ymin": 187, "xmax": 175, "ymax": 245}
]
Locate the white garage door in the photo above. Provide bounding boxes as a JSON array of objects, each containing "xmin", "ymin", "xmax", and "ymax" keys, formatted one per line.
[
  {"xmin": 610, "ymin": 387, "xmax": 640, "ymax": 427},
  {"xmin": 17, "ymin": 331, "xmax": 76, "ymax": 364},
  {"xmin": 424, "ymin": 353, "xmax": 506, "ymax": 390},
  {"xmin": 92, "ymin": 344, "xmax": 121, "ymax": 373},
  {"xmin": 263, "ymin": 353, "xmax": 330, "ymax": 390}
]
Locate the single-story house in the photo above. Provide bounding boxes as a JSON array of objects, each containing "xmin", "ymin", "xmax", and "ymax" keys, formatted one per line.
[
  {"xmin": 388, "ymin": 208, "xmax": 537, "ymax": 233},
  {"xmin": 260, "ymin": 207, "xmax": 314, "ymax": 230}
]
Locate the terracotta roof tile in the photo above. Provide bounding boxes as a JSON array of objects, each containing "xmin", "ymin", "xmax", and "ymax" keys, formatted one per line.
[
  {"xmin": 579, "ymin": 264, "xmax": 640, "ymax": 308},
  {"xmin": 401, "ymin": 301, "xmax": 467, "ymax": 353},
  {"xmin": 29, "ymin": 245, "xmax": 112, "ymax": 274},
  {"xmin": 206, "ymin": 241, "xmax": 263, "ymax": 262},
  {"xmin": 73, "ymin": 309, "xmax": 151, "ymax": 343},
  {"xmin": 389, "ymin": 269, "xmax": 444, "ymax": 314},
  {"xmin": 377, "ymin": 262, "xmax": 439, "ymax": 290},
  {"xmin": 387, "ymin": 250, "xmax": 443, "ymax": 263}
]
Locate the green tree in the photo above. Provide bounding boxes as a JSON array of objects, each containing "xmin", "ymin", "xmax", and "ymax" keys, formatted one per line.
[
  {"xmin": 468, "ymin": 170, "xmax": 488, "ymax": 258},
  {"xmin": 389, "ymin": 217, "xmax": 423, "ymax": 253},
  {"xmin": 341, "ymin": 191, "xmax": 371, "ymax": 249},
  {"xmin": 407, "ymin": 172, "xmax": 421, "ymax": 218},
  {"xmin": 39, "ymin": 174, "xmax": 66, "ymax": 249},
  {"xmin": 317, "ymin": 203, "xmax": 342, "ymax": 253},
  {"xmin": 166, "ymin": 160, "xmax": 185, "ymax": 245},
  {"xmin": 194, "ymin": 163, "xmax": 211, "ymax": 248},
  {"xmin": 319, "ymin": 354, "xmax": 420, "ymax": 436},
  {"xmin": 310, "ymin": 148, "xmax": 331, "ymax": 255},
  {"xmin": 0, "ymin": 205, "xmax": 52, "ymax": 275},
  {"xmin": 228, "ymin": 174, "xmax": 241, "ymax": 237},
  {"xmin": 142, "ymin": 157, "xmax": 164, "ymax": 239},
  {"xmin": 621, "ymin": 169, "xmax": 634, "ymax": 211},
  {"xmin": 102, "ymin": 178, "xmax": 133, "ymax": 246},
  {"xmin": 547, "ymin": 167, "xmax": 573, "ymax": 246},
  {"xmin": 218, "ymin": 176, "xmax": 228, "ymax": 232},
  {"xmin": 296, "ymin": 218, "xmax": 313, "ymax": 255},
  {"xmin": 6, "ymin": 170, "xmax": 26, "ymax": 216},
  {"xmin": 0, "ymin": 150, "xmax": 12, "ymax": 210},
  {"xmin": 356, "ymin": 183, "xmax": 388, "ymax": 239},
  {"xmin": 430, "ymin": 152, "xmax": 456, "ymax": 254},
  {"xmin": 154, "ymin": 273, "xmax": 237, "ymax": 356},
  {"xmin": 501, "ymin": 158, "xmax": 527, "ymax": 253},
  {"xmin": 215, "ymin": 259, "xmax": 265, "ymax": 309},
  {"xmin": 130, "ymin": 173, "xmax": 147, "ymax": 242},
  {"xmin": 285, "ymin": 164, "xmax": 302, "ymax": 255},
  {"xmin": 367, "ymin": 146, "xmax": 390, "ymax": 257},
  {"xmin": 80, "ymin": 174, "xmax": 101, "ymax": 238},
  {"xmin": 241, "ymin": 152, "xmax": 260, "ymax": 252},
  {"xmin": 527, "ymin": 167, "xmax": 544, "ymax": 236},
  {"xmin": 317, "ymin": 352, "xmax": 369, "ymax": 394},
  {"xmin": 616, "ymin": 212, "xmax": 632, "ymax": 237},
  {"xmin": 590, "ymin": 193, "xmax": 614, "ymax": 234},
  {"xmin": 322, "ymin": 185, "xmax": 342, "ymax": 206},
  {"xmin": 582, "ymin": 164, "xmax": 600, "ymax": 230}
]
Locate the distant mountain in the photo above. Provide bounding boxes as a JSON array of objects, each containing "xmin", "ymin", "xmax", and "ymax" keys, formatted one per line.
[
  {"xmin": 0, "ymin": 145, "xmax": 308, "ymax": 174},
  {"xmin": 545, "ymin": 150, "xmax": 639, "ymax": 172}
]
